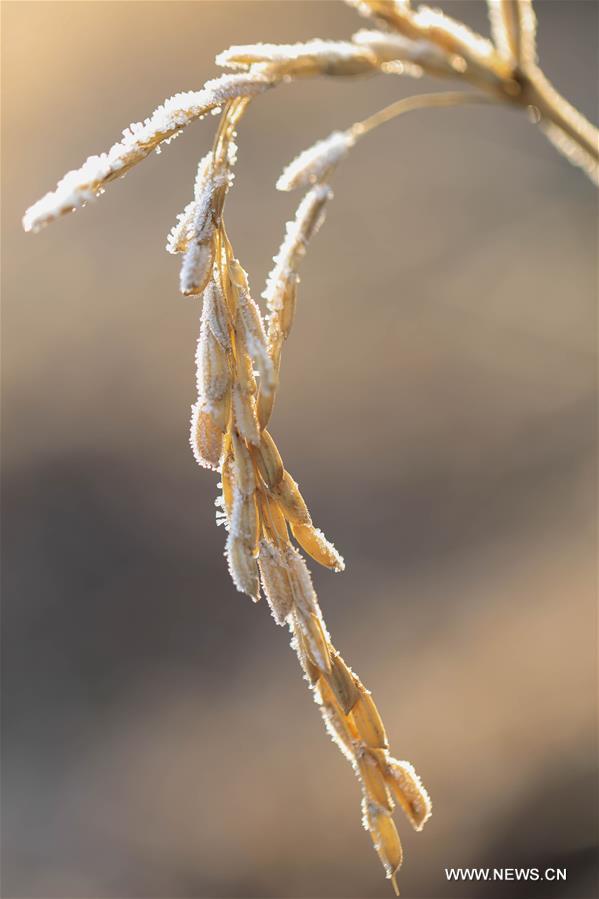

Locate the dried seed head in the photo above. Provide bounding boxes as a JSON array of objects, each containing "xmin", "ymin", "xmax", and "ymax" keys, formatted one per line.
[
  {"xmin": 226, "ymin": 532, "xmax": 260, "ymax": 600},
  {"xmin": 228, "ymin": 258, "xmax": 250, "ymax": 293},
  {"xmin": 235, "ymin": 343, "xmax": 258, "ymax": 396},
  {"xmin": 272, "ymin": 470, "xmax": 311, "ymax": 526},
  {"xmin": 180, "ymin": 238, "xmax": 215, "ymax": 296},
  {"xmin": 278, "ymin": 274, "xmax": 298, "ymax": 340},
  {"xmin": 291, "ymin": 625, "xmax": 322, "ymax": 685},
  {"xmin": 216, "ymin": 40, "xmax": 378, "ymax": 78},
  {"xmin": 232, "ymin": 384, "xmax": 260, "ymax": 444},
  {"xmin": 386, "ymin": 758, "xmax": 432, "ymax": 831},
  {"xmin": 196, "ymin": 321, "xmax": 231, "ymax": 400},
  {"xmin": 221, "ymin": 454, "xmax": 235, "ymax": 522},
  {"xmin": 228, "ymin": 262, "xmax": 272, "ymax": 387},
  {"xmin": 256, "ymin": 371, "xmax": 280, "ymax": 432},
  {"xmin": 189, "ymin": 174, "xmax": 227, "ymax": 246},
  {"xmin": 203, "ymin": 388, "xmax": 232, "ymax": 433},
  {"xmin": 258, "ymin": 491, "xmax": 289, "ymax": 544},
  {"xmin": 358, "ymin": 752, "xmax": 394, "ymax": 813},
  {"xmin": 351, "ymin": 688, "xmax": 389, "ymax": 750},
  {"xmin": 328, "ymin": 652, "xmax": 359, "ymax": 715},
  {"xmin": 364, "ymin": 804, "xmax": 403, "ymax": 888},
  {"xmin": 231, "ymin": 430, "xmax": 256, "ymax": 495},
  {"xmin": 257, "ymin": 539, "xmax": 294, "ymax": 625},
  {"xmin": 237, "ymin": 294, "xmax": 275, "ymax": 390},
  {"xmin": 166, "ymin": 199, "xmax": 197, "ymax": 255},
  {"xmin": 320, "ymin": 703, "xmax": 358, "ymax": 762},
  {"xmin": 293, "ymin": 608, "xmax": 332, "ymax": 673},
  {"xmin": 290, "ymin": 522, "xmax": 344, "ymax": 572},
  {"xmin": 283, "ymin": 545, "xmax": 319, "ymax": 619},
  {"xmin": 190, "ymin": 402, "xmax": 224, "ymax": 470},
  {"xmin": 252, "ymin": 430, "xmax": 284, "ymax": 488},
  {"xmin": 263, "ymin": 184, "xmax": 332, "ymax": 319},
  {"xmin": 22, "ymin": 73, "xmax": 273, "ymax": 233},
  {"xmin": 221, "ymin": 255, "xmax": 240, "ymax": 315},
  {"xmin": 277, "ymin": 130, "xmax": 355, "ymax": 192},
  {"xmin": 230, "ymin": 488, "xmax": 259, "ymax": 554},
  {"xmin": 166, "ymin": 152, "xmax": 215, "ymax": 255},
  {"xmin": 202, "ymin": 279, "xmax": 231, "ymax": 349}
]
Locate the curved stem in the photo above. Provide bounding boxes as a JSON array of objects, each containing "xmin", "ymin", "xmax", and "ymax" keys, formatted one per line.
[{"xmin": 350, "ymin": 90, "xmax": 502, "ymax": 139}]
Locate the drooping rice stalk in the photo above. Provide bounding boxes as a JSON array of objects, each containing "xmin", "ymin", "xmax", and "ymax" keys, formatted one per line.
[{"xmin": 22, "ymin": 1, "xmax": 598, "ymax": 892}]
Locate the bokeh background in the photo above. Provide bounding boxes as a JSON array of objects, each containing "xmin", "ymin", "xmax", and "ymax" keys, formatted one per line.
[{"xmin": 2, "ymin": 2, "xmax": 597, "ymax": 897}]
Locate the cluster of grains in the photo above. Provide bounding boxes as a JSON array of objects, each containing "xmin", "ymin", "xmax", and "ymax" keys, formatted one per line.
[
  {"xmin": 22, "ymin": 1, "xmax": 598, "ymax": 892},
  {"xmin": 167, "ymin": 63, "xmax": 431, "ymax": 893},
  {"xmin": 261, "ymin": 541, "xmax": 432, "ymax": 895},
  {"xmin": 176, "ymin": 98, "xmax": 345, "ymax": 603}
]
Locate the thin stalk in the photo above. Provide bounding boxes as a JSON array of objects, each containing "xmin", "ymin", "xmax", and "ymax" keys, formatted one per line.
[
  {"xmin": 350, "ymin": 90, "xmax": 502, "ymax": 139},
  {"xmin": 522, "ymin": 67, "xmax": 599, "ymax": 163}
]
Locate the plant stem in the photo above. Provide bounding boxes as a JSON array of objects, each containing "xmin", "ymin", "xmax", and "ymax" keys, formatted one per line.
[
  {"xmin": 522, "ymin": 67, "xmax": 599, "ymax": 163},
  {"xmin": 351, "ymin": 90, "xmax": 502, "ymax": 139}
]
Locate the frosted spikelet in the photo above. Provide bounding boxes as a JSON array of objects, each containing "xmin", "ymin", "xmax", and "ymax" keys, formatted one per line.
[
  {"xmin": 264, "ymin": 184, "xmax": 332, "ymax": 316},
  {"xmin": 257, "ymin": 540, "xmax": 294, "ymax": 625},
  {"xmin": 168, "ymin": 150, "xmax": 230, "ymax": 266},
  {"xmin": 290, "ymin": 522, "xmax": 345, "ymax": 572},
  {"xmin": 195, "ymin": 319, "xmax": 231, "ymax": 401},
  {"xmin": 180, "ymin": 241, "xmax": 215, "ymax": 296},
  {"xmin": 190, "ymin": 401, "xmax": 224, "ymax": 471},
  {"xmin": 236, "ymin": 291, "xmax": 275, "ymax": 391},
  {"xmin": 166, "ymin": 199, "xmax": 197, "ymax": 255},
  {"xmin": 226, "ymin": 531, "xmax": 260, "ymax": 601},
  {"xmin": 202, "ymin": 279, "xmax": 231, "ymax": 349},
  {"xmin": 277, "ymin": 130, "xmax": 355, "ymax": 191}
]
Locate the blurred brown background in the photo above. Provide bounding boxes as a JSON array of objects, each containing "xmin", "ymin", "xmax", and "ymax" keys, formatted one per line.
[{"xmin": 2, "ymin": 2, "xmax": 597, "ymax": 897}]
